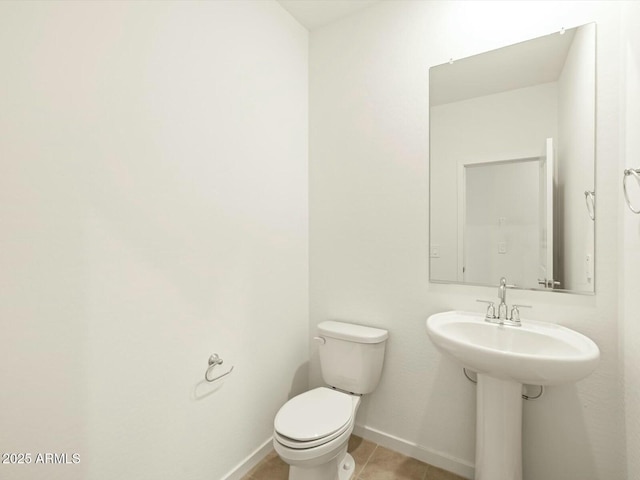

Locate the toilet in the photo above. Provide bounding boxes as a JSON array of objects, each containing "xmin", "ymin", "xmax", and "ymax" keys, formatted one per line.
[{"xmin": 273, "ymin": 321, "xmax": 389, "ymax": 480}]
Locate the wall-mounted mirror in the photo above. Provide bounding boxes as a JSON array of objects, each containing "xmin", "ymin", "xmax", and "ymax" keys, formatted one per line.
[{"xmin": 429, "ymin": 23, "xmax": 596, "ymax": 294}]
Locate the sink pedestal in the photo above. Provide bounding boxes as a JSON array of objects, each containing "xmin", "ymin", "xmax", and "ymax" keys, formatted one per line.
[
  {"xmin": 475, "ymin": 374, "xmax": 522, "ymax": 480},
  {"xmin": 427, "ymin": 311, "xmax": 601, "ymax": 480}
]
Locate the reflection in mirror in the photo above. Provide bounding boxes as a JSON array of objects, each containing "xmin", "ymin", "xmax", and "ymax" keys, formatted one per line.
[{"xmin": 429, "ymin": 23, "xmax": 596, "ymax": 294}]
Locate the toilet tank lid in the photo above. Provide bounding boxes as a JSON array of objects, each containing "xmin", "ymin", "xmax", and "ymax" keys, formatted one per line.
[{"xmin": 318, "ymin": 321, "xmax": 388, "ymax": 344}]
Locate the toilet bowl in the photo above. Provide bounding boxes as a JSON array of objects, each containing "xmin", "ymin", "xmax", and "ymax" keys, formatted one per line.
[
  {"xmin": 273, "ymin": 387, "xmax": 360, "ymax": 480},
  {"xmin": 272, "ymin": 321, "xmax": 388, "ymax": 480}
]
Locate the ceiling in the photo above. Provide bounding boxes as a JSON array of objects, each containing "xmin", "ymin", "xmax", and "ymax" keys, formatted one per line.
[
  {"xmin": 430, "ymin": 28, "xmax": 576, "ymax": 106},
  {"xmin": 277, "ymin": 0, "xmax": 380, "ymax": 30}
]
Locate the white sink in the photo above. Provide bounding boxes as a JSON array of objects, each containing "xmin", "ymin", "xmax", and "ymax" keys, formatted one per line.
[
  {"xmin": 426, "ymin": 310, "xmax": 600, "ymax": 480},
  {"xmin": 426, "ymin": 310, "xmax": 600, "ymax": 386}
]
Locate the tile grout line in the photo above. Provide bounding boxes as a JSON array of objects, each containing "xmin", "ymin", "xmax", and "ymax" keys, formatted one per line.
[{"xmin": 355, "ymin": 443, "xmax": 378, "ymax": 479}]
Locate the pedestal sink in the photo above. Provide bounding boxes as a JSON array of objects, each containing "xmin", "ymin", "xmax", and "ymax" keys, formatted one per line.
[{"xmin": 426, "ymin": 311, "xmax": 600, "ymax": 480}]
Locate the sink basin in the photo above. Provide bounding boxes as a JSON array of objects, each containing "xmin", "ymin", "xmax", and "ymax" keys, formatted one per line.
[
  {"xmin": 426, "ymin": 310, "xmax": 600, "ymax": 480},
  {"xmin": 426, "ymin": 311, "xmax": 600, "ymax": 386}
]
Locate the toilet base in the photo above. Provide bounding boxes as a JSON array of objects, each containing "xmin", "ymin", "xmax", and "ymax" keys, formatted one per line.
[
  {"xmin": 338, "ymin": 453, "xmax": 355, "ymax": 480},
  {"xmin": 288, "ymin": 448, "xmax": 354, "ymax": 480}
]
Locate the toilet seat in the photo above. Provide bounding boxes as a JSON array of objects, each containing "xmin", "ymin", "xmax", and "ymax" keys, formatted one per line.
[
  {"xmin": 274, "ymin": 387, "xmax": 354, "ymax": 449},
  {"xmin": 274, "ymin": 419, "xmax": 352, "ymax": 449}
]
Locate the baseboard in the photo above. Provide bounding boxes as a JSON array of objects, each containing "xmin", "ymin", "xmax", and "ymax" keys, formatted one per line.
[
  {"xmin": 352, "ymin": 424, "xmax": 475, "ymax": 480},
  {"xmin": 221, "ymin": 436, "xmax": 273, "ymax": 480}
]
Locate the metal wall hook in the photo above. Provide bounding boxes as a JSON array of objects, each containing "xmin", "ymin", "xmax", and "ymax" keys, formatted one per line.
[
  {"xmin": 623, "ymin": 168, "xmax": 640, "ymax": 214},
  {"xmin": 584, "ymin": 190, "xmax": 595, "ymax": 220},
  {"xmin": 205, "ymin": 354, "xmax": 234, "ymax": 382}
]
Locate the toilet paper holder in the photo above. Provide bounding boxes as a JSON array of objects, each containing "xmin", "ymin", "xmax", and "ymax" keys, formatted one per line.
[{"xmin": 205, "ymin": 354, "xmax": 234, "ymax": 382}]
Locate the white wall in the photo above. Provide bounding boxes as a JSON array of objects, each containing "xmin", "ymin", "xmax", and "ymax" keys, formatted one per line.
[
  {"xmin": 430, "ymin": 83, "xmax": 557, "ymax": 285},
  {"xmin": 557, "ymin": 23, "xmax": 596, "ymax": 292},
  {"xmin": 620, "ymin": 2, "xmax": 640, "ymax": 479},
  {"xmin": 310, "ymin": 2, "xmax": 625, "ymax": 479},
  {"xmin": 0, "ymin": 2, "xmax": 308, "ymax": 479}
]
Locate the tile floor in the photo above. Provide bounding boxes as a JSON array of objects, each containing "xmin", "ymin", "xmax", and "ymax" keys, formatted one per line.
[{"xmin": 243, "ymin": 435, "xmax": 466, "ymax": 480}]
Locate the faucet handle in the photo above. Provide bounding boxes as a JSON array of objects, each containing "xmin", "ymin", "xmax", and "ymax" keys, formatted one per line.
[
  {"xmin": 538, "ymin": 278, "xmax": 560, "ymax": 288},
  {"xmin": 510, "ymin": 304, "xmax": 532, "ymax": 323},
  {"xmin": 476, "ymin": 299, "xmax": 496, "ymax": 319}
]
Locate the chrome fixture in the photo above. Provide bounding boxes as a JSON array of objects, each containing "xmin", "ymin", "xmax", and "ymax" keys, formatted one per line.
[
  {"xmin": 584, "ymin": 190, "xmax": 595, "ymax": 220},
  {"xmin": 205, "ymin": 353, "xmax": 234, "ymax": 382},
  {"xmin": 497, "ymin": 277, "xmax": 509, "ymax": 319},
  {"xmin": 477, "ymin": 277, "xmax": 530, "ymax": 326},
  {"xmin": 623, "ymin": 168, "xmax": 640, "ymax": 214},
  {"xmin": 537, "ymin": 278, "xmax": 561, "ymax": 289},
  {"xmin": 462, "ymin": 368, "xmax": 544, "ymax": 401}
]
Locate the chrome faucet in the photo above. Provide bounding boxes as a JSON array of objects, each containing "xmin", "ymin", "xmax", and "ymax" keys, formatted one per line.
[
  {"xmin": 497, "ymin": 277, "xmax": 508, "ymax": 320},
  {"xmin": 476, "ymin": 277, "xmax": 530, "ymax": 326}
]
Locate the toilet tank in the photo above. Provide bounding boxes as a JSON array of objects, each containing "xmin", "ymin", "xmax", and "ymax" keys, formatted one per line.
[{"xmin": 317, "ymin": 321, "xmax": 389, "ymax": 395}]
